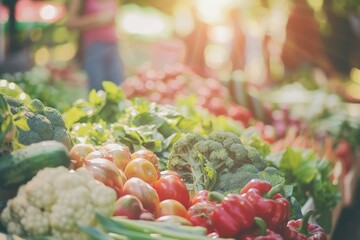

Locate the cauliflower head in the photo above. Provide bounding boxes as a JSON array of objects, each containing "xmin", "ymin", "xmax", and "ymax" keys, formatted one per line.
[{"xmin": 0, "ymin": 166, "xmax": 117, "ymax": 240}]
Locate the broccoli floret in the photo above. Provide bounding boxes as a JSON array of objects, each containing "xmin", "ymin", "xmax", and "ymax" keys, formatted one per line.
[
  {"xmin": 214, "ymin": 164, "xmax": 260, "ymax": 194},
  {"xmin": 28, "ymin": 99, "xmax": 45, "ymax": 114},
  {"xmin": 208, "ymin": 130, "xmax": 242, "ymax": 148},
  {"xmin": 3, "ymin": 95, "xmax": 23, "ymax": 109},
  {"xmin": 168, "ymin": 133, "xmax": 215, "ymax": 194},
  {"xmin": 168, "ymin": 130, "xmax": 268, "ymax": 194},
  {"xmin": 53, "ymin": 127, "xmax": 73, "ymax": 150},
  {"xmin": 17, "ymin": 129, "xmax": 42, "ymax": 145},
  {"xmin": 25, "ymin": 111, "xmax": 54, "ymax": 141},
  {"xmin": 44, "ymin": 107, "xmax": 65, "ymax": 128},
  {"xmin": 3, "ymin": 94, "xmax": 73, "ymax": 149},
  {"xmin": 213, "ymin": 164, "xmax": 288, "ymax": 195},
  {"xmin": 245, "ymin": 145, "xmax": 267, "ymax": 171},
  {"xmin": 3, "ymin": 95, "xmax": 24, "ymax": 114}
]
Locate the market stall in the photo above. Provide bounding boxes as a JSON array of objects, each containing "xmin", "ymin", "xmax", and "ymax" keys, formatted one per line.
[{"xmin": 0, "ymin": 0, "xmax": 359, "ymax": 239}]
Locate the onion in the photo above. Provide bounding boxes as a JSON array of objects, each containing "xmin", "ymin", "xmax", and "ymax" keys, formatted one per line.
[
  {"xmin": 83, "ymin": 158, "xmax": 124, "ymax": 198},
  {"xmin": 100, "ymin": 143, "xmax": 132, "ymax": 171},
  {"xmin": 69, "ymin": 143, "xmax": 96, "ymax": 169}
]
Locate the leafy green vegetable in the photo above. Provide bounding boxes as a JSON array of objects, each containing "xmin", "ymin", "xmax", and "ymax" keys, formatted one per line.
[{"xmin": 267, "ymin": 147, "xmax": 341, "ymax": 233}]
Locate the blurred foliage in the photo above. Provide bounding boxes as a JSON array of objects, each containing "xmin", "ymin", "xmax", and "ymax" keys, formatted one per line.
[{"xmin": 122, "ymin": 0, "xmax": 180, "ymax": 14}]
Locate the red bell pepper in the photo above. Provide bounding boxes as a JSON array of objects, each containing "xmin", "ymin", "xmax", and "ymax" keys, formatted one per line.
[
  {"xmin": 283, "ymin": 211, "xmax": 328, "ymax": 240},
  {"xmin": 240, "ymin": 179, "xmax": 290, "ymax": 231},
  {"xmin": 238, "ymin": 217, "xmax": 284, "ymax": 240},
  {"xmin": 188, "ymin": 201, "xmax": 215, "ymax": 233},
  {"xmin": 208, "ymin": 191, "xmax": 255, "ymax": 238}
]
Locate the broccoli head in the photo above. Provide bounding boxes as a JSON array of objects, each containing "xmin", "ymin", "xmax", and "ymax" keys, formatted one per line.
[
  {"xmin": 167, "ymin": 130, "xmax": 268, "ymax": 194},
  {"xmin": 4, "ymin": 95, "xmax": 73, "ymax": 149}
]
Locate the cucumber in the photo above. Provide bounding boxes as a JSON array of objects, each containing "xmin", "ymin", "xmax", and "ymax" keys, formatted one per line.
[{"xmin": 0, "ymin": 141, "xmax": 71, "ymax": 189}]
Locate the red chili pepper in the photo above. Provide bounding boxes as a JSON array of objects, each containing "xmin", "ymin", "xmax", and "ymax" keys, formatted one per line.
[
  {"xmin": 238, "ymin": 217, "xmax": 284, "ymax": 240},
  {"xmin": 187, "ymin": 201, "xmax": 215, "ymax": 233},
  {"xmin": 283, "ymin": 211, "xmax": 328, "ymax": 240},
  {"xmin": 208, "ymin": 191, "xmax": 255, "ymax": 238},
  {"xmin": 240, "ymin": 179, "xmax": 290, "ymax": 231}
]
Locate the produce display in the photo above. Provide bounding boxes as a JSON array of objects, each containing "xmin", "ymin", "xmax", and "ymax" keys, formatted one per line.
[{"xmin": 0, "ymin": 74, "xmax": 357, "ymax": 240}]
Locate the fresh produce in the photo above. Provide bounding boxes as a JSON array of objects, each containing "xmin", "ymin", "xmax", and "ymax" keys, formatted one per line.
[
  {"xmin": 267, "ymin": 147, "xmax": 340, "ymax": 232},
  {"xmin": 79, "ymin": 213, "xmax": 213, "ymax": 240},
  {"xmin": 0, "ymin": 166, "xmax": 117, "ymax": 240},
  {"xmin": 113, "ymin": 195, "xmax": 144, "ymax": 220},
  {"xmin": 188, "ymin": 202, "xmax": 215, "ymax": 233},
  {"xmin": 99, "ymin": 143, "xmax": 133, "ymax": 171},
  {"xmin": 131, "ymin": 148, "xmax": 160, "ymax": 172},
  {"xmin": 155, "ymin": 199, "xmax": 189, "ymax": 220},
  {"xmin": 239, "ymin": 179, "xmax": 290, "ymax": 231},
  {"xmin": 124, "ymin": 157, "xmax": 158, "ymax": 185},
  {"xmin": 68, "ymin": 143, "xmax": 96, "ymax": 169},
  {"xmin": 167, "ymin": 130, "xmax": 287, "ymax": 195},
  {"xmin": 153, "ymin": 170, "xmax": 190, "ymax": 209},
  {"xmin": 208, "ymin": 191, "xmax": 255, "ymax": 238},
  {"xmin": 83, "ymin": 158, "xmax": 125, "ymax": 198},
  {"xmin": 122, "ymin": 177, "xmax": 160, "ymax": 213},
  {"xmin": 122, "ymin": 65, "xmax": 253, "ymax": 127},
  {"xmin": 190, "ymin": 190, "xmax": 213, "ymax": 206},
  {"xmin": 283, "ymin": 211, "xmax": 327, "ymax": 240},
  {"xmin": 1, "ymin": 89, "xmax": 73, "ymax": 149},
  {"xmin": 238, "ymin": 217, "xmax": 284, "ymax": 240},
  {"xmin": 0, "ymin": 141, "xmax": 71, "ymax": 190}
]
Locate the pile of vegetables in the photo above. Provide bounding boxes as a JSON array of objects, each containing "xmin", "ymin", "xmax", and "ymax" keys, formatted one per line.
[{"xmin": 0, "ymin": 79, "xmax": 343, "ymax": 239}]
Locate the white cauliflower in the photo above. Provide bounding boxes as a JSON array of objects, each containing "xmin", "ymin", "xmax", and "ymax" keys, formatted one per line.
[{"xmin": 0, "ymin": 166, "xmax": 117, "ymax": 240}]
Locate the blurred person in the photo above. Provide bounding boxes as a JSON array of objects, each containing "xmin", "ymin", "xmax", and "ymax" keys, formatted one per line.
[
  {"xmin": 281, "ymin": 0, "xmax": 333, "ymax": 77},
  {"xmin": 66, "ymin": 0, "xmax": 124, "ymax": 91},
  {"xmin": 182, "ymin": 5, "xmax": 209, "ymax": 77},
  {"xmin": 229, "ymin": 8, "xmax": 246, "ymax": 71}
]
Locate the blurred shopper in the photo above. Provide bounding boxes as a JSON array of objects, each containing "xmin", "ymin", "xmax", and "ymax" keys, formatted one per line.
[
  {"xmin": 182, "ymin": 6, "xmax": 209, "ymax": 77},
  {"xmin": 281, "ymin": 0, "xmax": 333, "ymax": 77},
  {"xmin": 66, "ymin": 0, "xmax": 124, "ymax": 91},
  {"xmin": 229, "ymin": 8, "xmax": 246, "ymax": 71}
]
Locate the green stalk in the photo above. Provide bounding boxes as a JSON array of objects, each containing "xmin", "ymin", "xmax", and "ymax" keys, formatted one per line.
[
  {"xmin": 207, "ymin": 191, "xmax": 226, "ymax": 203},
  {"xmin": 97, "ymin": 214, "xmax": 210, "ymax": 240},
  {"xmin": 300, "ymin": 210, "xmax": 313, "ymax": 236},
  {"xmin": 254, "ymin": 217, "xmax": 267, "ymax": 236},
  {"xmin": 265, "ymin": 184, "xmax": 283, "ymax": 199}
]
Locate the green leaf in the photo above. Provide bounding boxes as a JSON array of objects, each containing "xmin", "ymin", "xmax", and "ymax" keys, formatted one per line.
[
  {"xmin": 63, "ymin": 107, "xmax": 87, "ymax": 128},
  {"xmin": 13, "ymin": 119, "xmax": 27, "ymax": 133},
  {"xmin": 102, "ymin": 81, "xmax": 125, "ymax": 101},
  {"xmin": 133, "ymin": 112, "xmax": 165, "ymax": 128},
  {"xmin": 280, "ymin": 147, "xmax": 302, "ymax": 170}
]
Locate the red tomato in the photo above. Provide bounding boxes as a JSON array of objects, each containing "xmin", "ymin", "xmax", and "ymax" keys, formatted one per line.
[
  {"xmin": 155, "ymin": 199, "xmax": 189, "ymax": 220},
  {"xmin": 188, "ymin": 202, "xmax": 215, "ymax": 233},
  {"xmin": 153, "ymin": 172, "xmax": 190, "ymax": 209},
  {"xmin": 124, "ymin": 158, "xmax": 158, "ymax": 186},
  {"xmin": 190, "ymin": 190, "xmax": 214, "ymax": 206},
  {"xmin": 122, "ymin": 177, "xmax": 160, "ymax": 213}
]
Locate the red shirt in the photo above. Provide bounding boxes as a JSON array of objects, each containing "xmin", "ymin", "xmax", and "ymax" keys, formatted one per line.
[{"xmin": 83, "ymin": 0, "xmax": 118, "ymax": 45}]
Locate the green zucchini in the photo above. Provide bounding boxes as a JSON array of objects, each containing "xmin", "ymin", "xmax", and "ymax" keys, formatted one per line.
[{"xmin": 0, "ymin": 141, "xmax": 71, "ymax": 189}]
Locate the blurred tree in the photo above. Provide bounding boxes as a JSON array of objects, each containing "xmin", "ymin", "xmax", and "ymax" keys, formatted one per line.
[{"xmin": 3, "ymin": 0, "xmax": 20, "ymax": 53}]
